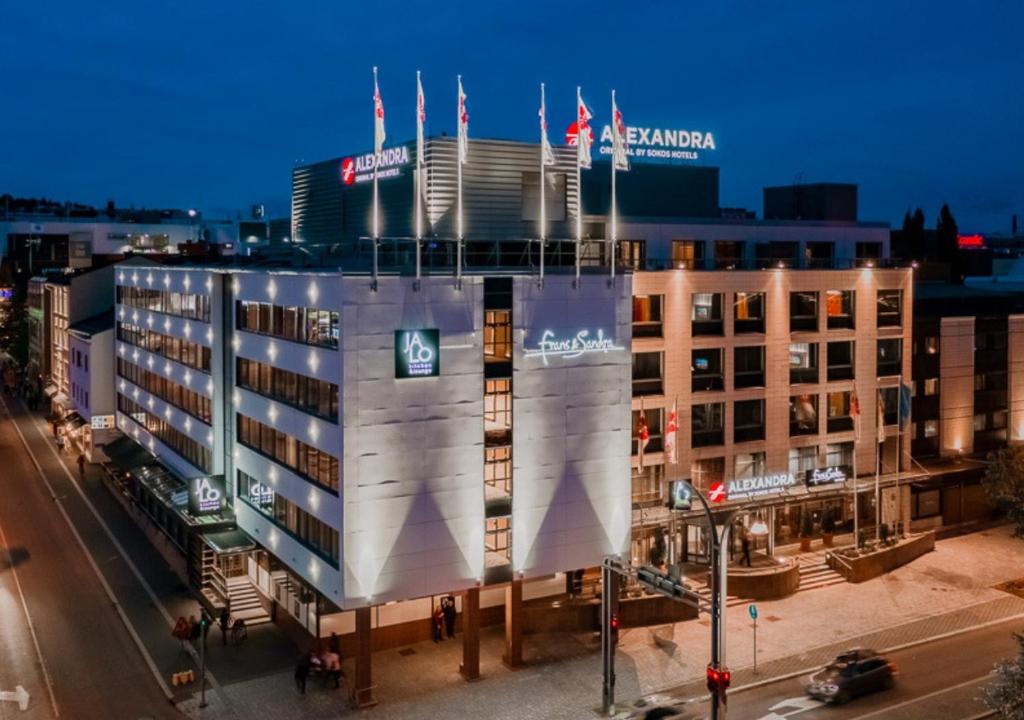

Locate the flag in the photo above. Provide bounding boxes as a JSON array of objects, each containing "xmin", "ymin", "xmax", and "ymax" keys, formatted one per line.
[
  {"xmin": 664, "ymin": 400, "xmax": 678, "ymax": 465},
  {"xmin": 850, "ymin": 390, "xmax": 861, "ymax": 441},
  {"xmin": 416, "ymin": 71, "xmax": 425, "ymax": 165},
  {"xmin": 577, "ymin": 89, "xmax": 593, "ymax": 170},
  {"xmin": 611, "ymin": 91, "xmax": 629, "ymax": 172},
  {"xmin": 457, "ymin": 75, "xmax": 469, "ymax": 165},
  {"xmin": 373, "ymin": 67, "xmax": 385, "ymax": 156},
  {"xmin": 637, "ymin": 406, "xmax": 650, "ymax": 470},
  {"xmin": 899, "ymin": 383, "xmax": 912, "ymax": 430},
  {"xmin": 539, "ymin": 84, "xmax": 555, "ymax": 166},
  {"xmin": 877, "ymin": 390, "xmax": 887, "ymax": 444}
]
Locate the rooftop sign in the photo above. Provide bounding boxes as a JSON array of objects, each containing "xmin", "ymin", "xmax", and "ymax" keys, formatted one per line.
[
  {"xmin": 523, "ymin": 329, "xmax": 625, "ymax": 366},
  {"xmin": 341, "ymin": 146, "xmax": 411, "ymax": 186}
]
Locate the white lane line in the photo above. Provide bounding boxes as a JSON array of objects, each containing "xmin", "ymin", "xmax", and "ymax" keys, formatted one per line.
[
  {"xmin": 0, "ymin": 510, "xmax": 60, "ymax": 717},
  {"xmin": 18, "ymin": 400, "xmax": 225, "ymax": 694},
  {"xmin": 1, "ymin": 397, "xmax": 175, "ymax": 702},
  {"xmin": 845, "ymin": 672, "xmax": 994, "ymax": 720}
]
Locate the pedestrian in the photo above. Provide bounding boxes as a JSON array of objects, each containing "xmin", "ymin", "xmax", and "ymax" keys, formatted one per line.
[
  {"xmin": 188, "ymin": 614, "xmax": 199, "ymax": 643},
  {"xmin": 172, "ymin": 616, "xmax": 190, "ymax": 651},
  {"xmin": 77, "ymin": 453, "xmax": 86, "ymax": 478},
  {"xmin": 56, "ymin": 434, "xmax": 65, "ymax": 452},
  {"xmin": 219, "ymin": 606, "xmax": 231, "ymax": 646},
  {"xmin": 742, "ymin": 531, "xmax": 752, "ymax": 567},
  {"xmin": 443, "ymin": 596, "xmax": 456, "ymax": 639},
  {"xmin": 294, "ymin": 652, "xmax": 311, "ymax": 694},
  {"xmin": 323, "ymin": 649, "xmax": 342, "ymax": 689},
  {"xmin": 432, "ymin": 605, "xmax": 444, "ymax": 642},
  {"xmin": 328, "ymin": 632, "xmax": 341, "ymax": 656}
]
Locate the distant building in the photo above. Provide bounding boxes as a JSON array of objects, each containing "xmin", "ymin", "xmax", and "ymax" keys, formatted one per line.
[
  {"xmin": 68, "ymin": 310, "xmax": 117, "ymax": 460},
  {"xmin": 763, "ymin": 183, "xmax": 859, "ymax": 223}
]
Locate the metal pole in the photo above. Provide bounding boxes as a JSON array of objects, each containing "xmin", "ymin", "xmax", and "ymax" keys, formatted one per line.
[
  {"xmin": 601, "ymin": 563, "xmax": 615, "ymax": 716},
  {"xmin": 896, "ymin": 374, "xmax": 903, "ymax": 537},
  {"xmin": 575, "ymin": 86, "xmax": 583, "ymax": 288},
  {"xmin": 610, "ymin": 90, "xmax": 617, "ymax": 284},
  {"xmin": 710, "ymin": 525, "xmax": 721, "ymax": 720},
  {"xmin": 753, "ymin": 615, "xmax": 758, "ymax": 675},
  {"xmin": 539, "ymin": 83, "xmax": 546, "ymax": 289},
  {"xmin": 199, "ymin": 617, "xmax": 208, "ymax": 708},
  {"xmin": 853, "ymin": 436, "xmax": 859, "ymax": 549},
  {"xmin": 875, "ymin": 423, "xmax": 881, "ymax": 542}
]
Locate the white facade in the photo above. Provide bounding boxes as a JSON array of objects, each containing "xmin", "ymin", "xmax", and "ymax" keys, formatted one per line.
[{"xmin": 68, "ymin": 322, "xmax": 117, "ymax": 459}]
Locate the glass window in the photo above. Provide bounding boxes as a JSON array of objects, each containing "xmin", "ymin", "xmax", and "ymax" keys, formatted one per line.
[
  {"xmin": 692, "ymin": 293, "xmax": 724, "ymax": 335},
  {"xmin": 790, "ymin": 343, "xmax": 819, "ymax": 384},
  {"xmin": 825, "ymin": 441, "xmax": 853, "ymax": 468},
  {"xmin": 790, "ymin": 291, "xmax": 818, "ymax": 332},
  {"xmin": 788, "ymin": 446, "xmax": 818, "ymax": 476},
  {"xmin": 734, "ymin": 452, "xmax": 765, "ymax": 480},
  {"xmin": 826, "ymin": 341, "xmax": 855, "ymax": 381},
  {"xmin": 924, "ymin": 378, "xmax": 939, "ymax": 396},
  {"xmin": 877, "ymin": 290, "xmax": 902, "ymax": 327},
  {"xmin": 632, "ymin": 352, "xmax": 663, "ymax": 396},
  {"xmin": 790, "ymin": 394, "xmax": 819, "ymax": 436},
  {"xmin": 692, "ymin": 402, "xmax": 725, "ymax": 448},
  {"xmin": 484, "ymin": 310, "xmax": 512, "ymax": 362},
  {"xmin": 923, "ymin": 336, "xmax": 938, "ymax": 354},
  {"xmin": 633, "ymin": 408, "xmax": 663, "ymax": 454},
  {"xmin": 632, "ymin": 295, "xmax": 663, "ymax": 338},
  {"xmin": 734, "ymin": 346, "xmax": 765, "ymax": 389},
  {"xmin": 973, "ymin": 413, "xmax": 985, "ymax": 432},
  {"xmin": 734, "ymin": 399, "xmax": 765, "ymax": 442},
  {"xmin": 691, "ymin": 456, "xmax": 724, "ymax": 493},
  {"xmin": 672, "ymin": 240, "xmax": 703, "ymax": 269},
  {"xmin": 485, "ymin": 379, "xmax": 512, "ymax": 441},
  {"xmin": 924, "ymin": 419, "xmax": 938, "ymax": 437},
  {"xmin": 692, "ymin": 348, "xmax": 724, "ymax": 392},
  {"xmin": 877, "ymin": 339, "xmax": 902, "ymax": 376},
  {"xmin": 826, "ymin": 391, "xmax": 854, "ymax": 433},
  {"xmin": 825, "ymin": 290, "xmax": 855, "ymax": 329},
  {"xmin": 734, "ymin": 292, "xmax": 765, "ymax": 333}
]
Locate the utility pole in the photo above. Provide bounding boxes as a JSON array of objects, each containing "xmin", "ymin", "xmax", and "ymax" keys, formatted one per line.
[
  {"xmin": 199, "ymin": 610, "xmax": 210, "ymax": 708},
  {"xmin": 600, "ymin": 563, "xmax": 620, "ymax": 716}
]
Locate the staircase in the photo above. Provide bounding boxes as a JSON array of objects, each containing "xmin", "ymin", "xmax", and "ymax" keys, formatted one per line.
[
  {"xmin": 225, "ymin": 576, "xmax": 271, "ymax": 627},
  {"xmin": 796, "ymin": 551, "xmax": 847, "ymax": 592},
  {"xmin": 686, "ymin": 575, "xmax": 746, "ymax": 608}
]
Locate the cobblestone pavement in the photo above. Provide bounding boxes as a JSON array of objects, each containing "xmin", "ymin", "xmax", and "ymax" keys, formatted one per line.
[{"xmin": 178, "ymin": 526, "xmax": 1024, "ymax": 720}]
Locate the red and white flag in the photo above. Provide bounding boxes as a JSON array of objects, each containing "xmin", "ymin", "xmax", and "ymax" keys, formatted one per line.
[
  {"xmin": 373, "ymin": 67, "xmax": 385, "ymax": 156},
  {"xmin": 664, "ymin": 400, "xmax": 678, "ymax": 465},
  {"xmin": 576, "ymin": 88, "xmax": 593, "ymax": 170},
  {"xmin": 850, "ymin": 390, "xmax": 861, "ymax": 441},
  {"xmin": 539, "ymin": 83, "xmax": 555, "ymax": 167},
  {"xmin": 611, "ymin": 90, "xmax": 629, "ymax": 172},
  {"xmin": 457, "ymin": 75, "xmax": 469, "ymax": 165},
  {"xmin": 637, "ymin": 406, "xmax": 650, "ymax": 470},
  {"xmin": 877, "ymin": 390, "xmax": 887, "ymax": 444},
  {"xmin": 416, "ymin": 71, "xmax": 425, "ymax": 164}
]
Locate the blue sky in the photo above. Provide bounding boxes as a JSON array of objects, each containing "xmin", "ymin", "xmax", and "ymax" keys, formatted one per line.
[{"xmin": 2, "ymin": 0, "xmax": 1021, "ymax": 232}]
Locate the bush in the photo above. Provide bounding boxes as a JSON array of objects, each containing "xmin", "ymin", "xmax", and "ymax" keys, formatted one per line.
[
  {"xmin": 983, "ymin": 632, "xmax": 1024, "ymax": 719},
  {"xmin": 984, "ymin": 446, "xmax": 1024, "ymax": 537},
  {"xmin": 800, "ymin": 512, "xmax": 815, "ymax": 538}
]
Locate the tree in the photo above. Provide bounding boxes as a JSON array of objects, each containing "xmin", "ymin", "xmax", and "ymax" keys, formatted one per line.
[
  {"xmin": 936, "ymin": 203, "xmax": 960, "ymax": 275},
  {"xmin": 983, "ymin": 632, "xmax": 1024, "ymax": 719},
  {"xmin": 899, "ymin": 207, "xmax": 927, "ymax": 260},
  {"xmin": 983, "ymin": 445, "xmax": 1024, "ymax": 537}
]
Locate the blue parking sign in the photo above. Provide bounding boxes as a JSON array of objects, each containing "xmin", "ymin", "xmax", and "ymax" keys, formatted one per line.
[{"xmin": 748, "ymin": 604, "xmax": 758, "ymax": 620}]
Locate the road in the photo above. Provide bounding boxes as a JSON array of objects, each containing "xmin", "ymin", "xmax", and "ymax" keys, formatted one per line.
[
  {"xmin": 665, "ymin": 616, "xmax": 1018, "ymax": 720},
  {"xmin": 0, "ymin": 398, "xmax": 182, "ymax": 719}
]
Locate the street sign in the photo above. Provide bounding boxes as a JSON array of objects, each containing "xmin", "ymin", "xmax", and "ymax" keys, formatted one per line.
[{"xmin": 748, "ymin": 604, "xmax": 758, "ymax": 620}]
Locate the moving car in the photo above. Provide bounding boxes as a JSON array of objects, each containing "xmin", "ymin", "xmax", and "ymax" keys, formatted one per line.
[{"xmin": 806, "ymin": 648, "xmax": 896, "ymax": 704}]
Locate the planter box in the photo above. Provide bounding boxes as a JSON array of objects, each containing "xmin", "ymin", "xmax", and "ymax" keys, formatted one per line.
[
  {"xmin": 828, "ymin": 532, "xmax": 936, "ymax": 583},
  {"xmin": 704, "ymin": 559, "xmax": 801, "ymax": 600}
]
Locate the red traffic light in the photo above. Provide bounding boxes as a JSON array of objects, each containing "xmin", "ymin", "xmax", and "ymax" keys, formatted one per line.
[
  {"xmin": 609, "ymin": 613, "xmax": 619, "ymax": 631},
  {"xmin": 706, "ymin": 664, "xmax": 731, "ymax": 692}
]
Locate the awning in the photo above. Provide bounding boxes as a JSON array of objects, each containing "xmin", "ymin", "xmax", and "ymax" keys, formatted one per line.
[
  {"xmin": 63, "ymin": 412, "xmax": 86, "ymax": 430},
  {"xmin": 102, "ymin": 435, "xmax": 153, "ymax": 473},
  {"xmin": 203, "ymin": 529, "xmax": 257, "ymax": 555},
  {"xmin": 43, "ymin": 383, "xmax": 58, "ymax": 398},
  {"xmin": 52, "ymin": 392, "xmax": 69, "ymax": 409}
]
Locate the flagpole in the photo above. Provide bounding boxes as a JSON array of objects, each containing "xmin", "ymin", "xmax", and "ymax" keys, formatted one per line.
[
  {"xmin": 876, "ymin": 392, "xmax": 882, "ymax": 542},
  {"xmin": 610, "ymin": 90, "xmax": 617, "ymax": 283},
  {"xmin": 896, "ymin": 374, "xmax": 903, "ymax": 537},
  {"xmin": 456, "ymin": 75, "xmax": 464, "ymax": 290},
  {"xmin": 372, "ymin": 66, "xmax": 380, "ymax": 291},
  {"xmin": 539, "ymin": 83, "xmax": 546, "ymax": 287},
  {"xmin": 415, "ymin": 70, "xmax": 423, "ymax": 288},
  {"xmin": 575, "ymin": 86, "xmax": 583, "ymax": 288}
]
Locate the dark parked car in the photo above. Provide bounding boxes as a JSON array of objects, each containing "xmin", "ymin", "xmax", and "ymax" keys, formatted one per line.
[{"xmin": 806, "ymin": 649, "xmax": 896, "ymax": 704}]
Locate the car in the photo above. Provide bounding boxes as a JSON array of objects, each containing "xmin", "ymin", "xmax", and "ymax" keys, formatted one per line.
[{"xmin": 806, "ymin": 649, "xmax": 897, "ymax": 704}]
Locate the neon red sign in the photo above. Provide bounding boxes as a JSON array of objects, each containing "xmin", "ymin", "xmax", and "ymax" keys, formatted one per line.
[{"xmin": 957, "ymin": 234, "xmax": 985, "ymax": 248}]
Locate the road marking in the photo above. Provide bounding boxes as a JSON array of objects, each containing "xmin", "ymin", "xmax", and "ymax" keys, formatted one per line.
[
  {"xmin": 0, "ymin": 514, "xmax": 60, "ymax": 717},
  {"xmin": 1, "ymin": 398, "xmax": 175, "ymax": 703},
  {"xmin": 754, "ymin": 695, "xmax": 825, "ymax": 719},
  {"xmin": 845, "ymin": 672, "xmax": 994, "ymax": 720}
]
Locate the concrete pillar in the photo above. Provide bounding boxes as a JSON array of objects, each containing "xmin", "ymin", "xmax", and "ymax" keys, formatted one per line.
[
  {"xmin": 351, "ymin": 606, "xmax": 377, "ymax": 708},
  {"xmin": 459, "ymin": 588, "xmax": 481, "ymax": 681},
  {"xmin": 502, "ymin": 579, "xmax": 523, "ymax": 669}
]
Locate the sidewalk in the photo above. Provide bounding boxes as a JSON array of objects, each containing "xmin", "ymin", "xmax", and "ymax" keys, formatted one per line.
[{"xmin": 172, "ymin": 524, "xmax": 1024, "ymax": 720}]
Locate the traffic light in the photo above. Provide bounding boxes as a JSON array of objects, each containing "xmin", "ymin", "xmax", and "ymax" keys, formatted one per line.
[
  {"xmin": 706, "ymin": 664, "xmax": 731, "ymax": 700},
  {"xmin": 609, "ymin": 612, "xmax": 620, "ymax": 646}
]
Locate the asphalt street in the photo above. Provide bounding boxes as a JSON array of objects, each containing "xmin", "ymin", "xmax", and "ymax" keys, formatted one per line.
[
  {"xmin": 656, "ymin": 616, "xmax": 1019, "ymax": 720},
  {"xmin": 0, "ymin": 398, "xmax": 182, "ymax": 719}
]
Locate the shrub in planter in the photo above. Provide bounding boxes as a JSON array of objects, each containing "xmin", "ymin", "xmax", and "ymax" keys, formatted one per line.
[
  {"xmin": 821, "ymin": 508, "xmax": 836, "ymax": 547},
  {"xmin": 799, "ymin": 512, "xmax": 815, "ymax": 552}
]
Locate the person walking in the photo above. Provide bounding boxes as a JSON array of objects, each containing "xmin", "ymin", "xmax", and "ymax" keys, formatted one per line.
[
  {"xmin": 443, "ymin": 596, "xmax": 456, "ymax": 639},
  {"xmin": 741, "ymin": 531, "xmax": 752, "ymax": 567},
  {"xmin": 294, "ymin": 652, "xmax": 311, "ymax": 694},
  {"xmin": 77, "ymin": 453, "xmax": 86, "ymax": 478},
  {"xmin": 56, "ymin": 434, "xmax": 65, "ymax": 453},
  {"xmin": 219, "ymin": 606, "xmax": 231, "ymax": 646},
  {"xmin": 432, "ymin": 605, "xmax": 444, "ymax": 642}
]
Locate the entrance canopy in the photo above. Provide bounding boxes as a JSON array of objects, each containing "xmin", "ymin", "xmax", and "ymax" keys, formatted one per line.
[{"xmin": 203, "ymin": 529, "xmax": 256, "ymax": 555}]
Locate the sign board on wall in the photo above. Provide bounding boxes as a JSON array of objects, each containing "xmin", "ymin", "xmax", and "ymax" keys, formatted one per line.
[
  {"xmin": 567, "ymin": 122, "xmax": 717, "ymax": 162},
  {"xmin": 725, "ymin": 473, "xmax": 796, "ymax": 501},
  {"xmin": 91, "ymin": 415, "xmax": 115, "ymax": 430},
  {"xmin": 805, "ymin": 465, "xmax": 851, "ymax": 488},
  {"xmin": 394, "ymin": 329, "xmax": 440, "ymax": 378},
  {"xmin": 522, "ymin": 329, "xmax": 625, "ymax": 366},
  {"xmin": 667, "ymin": 480, "xmax": 692, "ymax": 511},
  {"xmin": 341, "ymin": 146, "xmax": 411, "ymax": 186},
  {"xmin": 188, "ymin": 476, "xmax": 226, "ymax": 516}
]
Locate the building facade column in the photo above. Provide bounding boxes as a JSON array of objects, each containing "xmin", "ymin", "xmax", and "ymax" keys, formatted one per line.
[
  {"xmin": 502, "ymin": 579, "xmax": 523, "ymax": 669},
  {"xmin": 459, "ymin": 587, "xmax": 481, "ymax": 681},
  {"xmin": 351, "ymin": 606, "xmax": 377, "ymax": 708}
]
